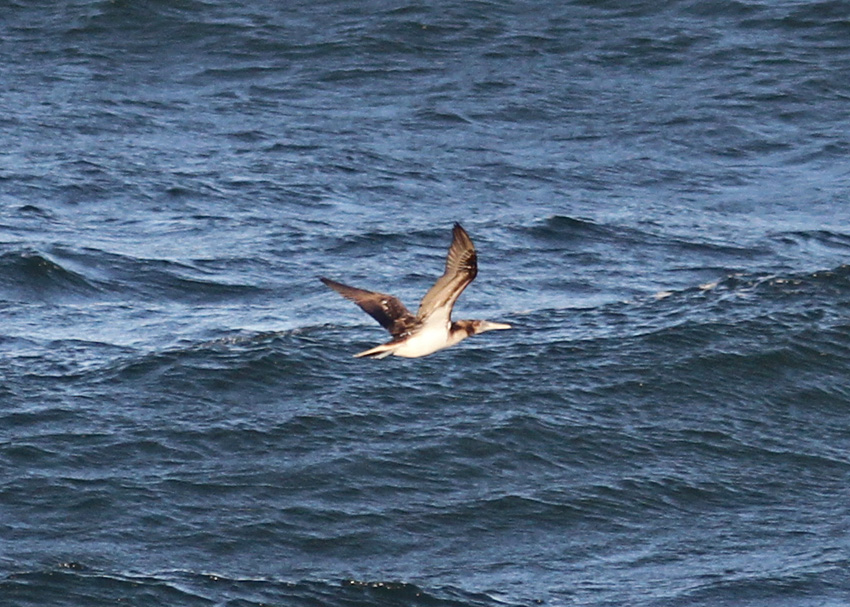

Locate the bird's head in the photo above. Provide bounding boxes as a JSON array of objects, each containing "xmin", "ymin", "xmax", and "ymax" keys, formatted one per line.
[{"xmin": 467, "ymin": 320, "xmax": 512, "ymax": 335}]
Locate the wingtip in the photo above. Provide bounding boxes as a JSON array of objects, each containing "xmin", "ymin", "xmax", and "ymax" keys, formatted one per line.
[
  {"xmin": 452, "ymin": 222, "xmax": 470, "ymax": 241},
  {"xmin": 320, "ymin": 276, "xmax": 343, "ymax": 291},
  {"xmin": 320, "ymin": 276, "xmax": 349, "ymax": 294},
  {"xmin": 450, "ymin": 223, "xmax": 474, "ymax": 251}
]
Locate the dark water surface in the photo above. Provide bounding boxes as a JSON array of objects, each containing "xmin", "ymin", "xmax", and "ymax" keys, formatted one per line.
[{"xmin": 2, "ymin": 1, "xmax": 850, "ymax": 605}]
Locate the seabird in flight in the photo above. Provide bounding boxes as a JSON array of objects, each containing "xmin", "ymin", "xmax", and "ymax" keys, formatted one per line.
[{"xmin": 321, "ymin": 223, "xmax": 511, "ymax": 359}]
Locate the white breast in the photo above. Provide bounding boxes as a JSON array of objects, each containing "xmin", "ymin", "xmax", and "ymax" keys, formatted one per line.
[{"xmin": 392, "ymin": 323, "xmax": 453, "ymax": 358}]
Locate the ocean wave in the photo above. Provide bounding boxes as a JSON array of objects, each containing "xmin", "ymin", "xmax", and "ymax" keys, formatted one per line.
[
  {"xmin": 678, "ymin": 549, "xmax": 850, "ymax": 607},
  {"xmin": 771, "ymin": 229, "xmax": 850, "ymax": 253},
  {"xmin": 0, "ymin": 243, "xmax": 277, "ymax": 305},
  {"xmin": 531, "ymin": 215, "xmax": 768, "ymax": 260},
  {"xmin": 0, "ymin": 566, "xmax": 516, "ymax": 607},
  {"xmin": 59, "ymin": 246, "xmax": 267, "ymax": 303},
  {"xmin": 0, "ymin": 249, "xmax": 99, "ymax": 300},
  {"xmin": 4, "ymin": 0, "xmax": 850, "ymax": 603},
  {"xmin": 88, "ymin": 327, "xmax": 346, "ymax": 396},
  {"xmin": 671, "ymin": 263, "xmax": 850, "ymax": 304}
]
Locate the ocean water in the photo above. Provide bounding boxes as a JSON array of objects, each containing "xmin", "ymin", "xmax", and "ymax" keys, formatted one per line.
[{"xmin": 2, "ymin": 1, "xmax": 850, "ymax": 605}]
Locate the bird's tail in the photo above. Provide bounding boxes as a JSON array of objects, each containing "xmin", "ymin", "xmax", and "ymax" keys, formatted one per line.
[{"xmin": 353, "ymin": 342, "xmax": 398, "ymax": 359}]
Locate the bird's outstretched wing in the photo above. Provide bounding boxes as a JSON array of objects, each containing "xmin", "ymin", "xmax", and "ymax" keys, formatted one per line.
[
  {"xmin": 320, "ymin": 277, "xmax": 419, "ymax": 338},
  {"xmin": 415, "ymin": 223, "xmax": 478, "ymax": 324}
]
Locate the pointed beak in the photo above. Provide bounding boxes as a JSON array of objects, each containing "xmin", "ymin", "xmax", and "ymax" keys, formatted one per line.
[{"xmin": 478, "ymin": 321, "xmax": 512, "ymax": 333}]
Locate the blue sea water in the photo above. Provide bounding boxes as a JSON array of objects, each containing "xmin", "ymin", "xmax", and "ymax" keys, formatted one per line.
[{"xmin": 2, "ymin": 1, "xmax": 850, "ymax": 605}]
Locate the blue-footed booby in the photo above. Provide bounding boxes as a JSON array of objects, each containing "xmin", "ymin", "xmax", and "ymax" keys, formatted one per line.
[{"xmin": 321, "ymin": 223, "xmax": 511, "ymax": 359}]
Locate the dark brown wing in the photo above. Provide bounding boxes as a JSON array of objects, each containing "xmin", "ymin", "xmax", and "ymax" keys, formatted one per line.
[
  {"xmin": 320, "ymin": 277, "xmax": 419, "ymax": 338},
  {"xmin": 415, "ymin": 223, "xmax": 478, "ymax": 323}
]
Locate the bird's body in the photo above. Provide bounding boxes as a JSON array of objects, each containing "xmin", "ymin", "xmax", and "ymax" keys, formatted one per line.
[
  {"xmin": 321, "ymin": 223, "xmax": 510, "ymax": 359},
  {"xmin": 366, "ymin": 321, "xmax": 455, "ymax": 359}
]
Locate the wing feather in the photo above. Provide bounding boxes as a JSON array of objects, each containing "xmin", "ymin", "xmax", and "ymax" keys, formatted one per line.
[
  {"xmin": 320, "ymin": 277, "xmax": 419, "ymax": 338},
  {"xmin": 415, "ymin": 223, "xmax": 478, "ymax": 323}
]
